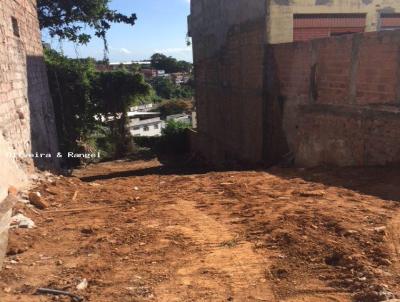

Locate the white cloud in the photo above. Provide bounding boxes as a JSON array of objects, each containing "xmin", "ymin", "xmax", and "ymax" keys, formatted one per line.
[
  {"xmin": 119, "ymin": 48, "xmax": 132, "ymax": 54},
  {"xmin": 109, "ymin": 47, "xmax": 132, "ymax": 55}
]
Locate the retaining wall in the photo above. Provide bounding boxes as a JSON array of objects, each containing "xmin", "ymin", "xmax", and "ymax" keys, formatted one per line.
[{"xmin": 0, "ymin": 0, "xmax": 59, "ymax": 269}]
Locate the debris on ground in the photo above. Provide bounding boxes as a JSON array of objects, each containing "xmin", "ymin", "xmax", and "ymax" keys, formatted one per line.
[
  {"xmin": 10, "ymin": 214, "xmax": 35, "ymax": 229},
  {"xmin": 36, "ymin": 288, "xmax": 83, "ymax": 302},
  {"xmin": 76, "ymin": 278, "xmax": 88, "ymax": 291},
  {"xmin": 28, "ymin": 192, "xmax": 48, "ymax": 209}
]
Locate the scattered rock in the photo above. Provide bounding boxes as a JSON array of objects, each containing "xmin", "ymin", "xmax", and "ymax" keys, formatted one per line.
[
  {"xmin": 272, "ymin": 268, "xmax": 289, "ymax": 279},
  {"xmin": 344, "ymin": 229, "xmax": 359, "ymax": 236},
  {"xmin": 18, "ymin": 197, "xmax": 30, "ymax": 204},
  {"xmin": 8, "ymin": 186, "xmax": 18, "ymax": 196},
  {"xmin": 81, "ymin": 227, "xmax": 94, "ymax": 235},
  {"xmin": 325, "ymin": 252, "xmax": 345, "ymax": 266},
  {"xmin": 374, "ymin": 226, "xmax": 387, "ymax": 235},
  {"xmin": 28, "ymin": 192, "xmax": 48, "ymax": 209},
  {"xmin": 7, "ymin": 246, "xmax": 28, "ymax": 256},
  {"xmin": 56, "ymin": 260, "xmax": 63, "ymax": 266},
  {"xmin": 3, "ymin": 287, "xmax": 11, "ymax": 293},
  {"xmin": 296, "ymin": 190, "xmax": 326, "ymax": 197},
  {"xmin": 76, "ymin": 279, "xmax": 88, "ymax": 291},
  {"xmin": 355, "ymin": 287, "xmax": 396, "ymax": 302},
  {"xmin": 44, "ymin": 188, "xmax": 57, "ymax": 195},
  {"xmin": 10, "ymin": 214, "xmax": 35, "ymax": 229},
  {"xmin": 379, "ymin": 258, "xmax": 393, "ymax": 266},
  {"xmin": 378, "ymin": 288, "xmax": 396, "ymax": 300}
]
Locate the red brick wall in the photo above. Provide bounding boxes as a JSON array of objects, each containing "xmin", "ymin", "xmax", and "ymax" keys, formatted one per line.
[
  {"xmin": 192, "ymin": 2, "xmax": 400, "ymax": 167},
  {"xmin": 293, "ymin": 15, "xmax": 366, "ymax": 42},
  {"xmin": 270, "ymin": 30, "xmax": 400, "ymax": 166}
]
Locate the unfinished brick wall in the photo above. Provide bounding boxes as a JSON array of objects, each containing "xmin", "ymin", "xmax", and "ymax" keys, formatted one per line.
[
  {"xmin": 269, "ymin": 30, "xmax": 400, "ymax": 166},
  {"xmin": 0, "ymin": 0, "xmax": 58, "ymax": 267},
  {"xmin": 0, "ymin": 0, "xmax": 58, "ymax": 180},
  {"xmin": 191, "ymin": 1, "xmax": 400, "ymax": 167},
  {"xmin": 190, "ymin": 0, "xmax": 267, "ymax": 164}
]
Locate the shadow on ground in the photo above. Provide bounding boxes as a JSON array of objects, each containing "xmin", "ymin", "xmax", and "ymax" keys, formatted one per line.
[
  {"xmin": 269, "ymin": 165, "xmax": 400, "ymax": 202},
  {"xmin": 79, "ymin": 156, "xmax": 251, "ymax": 182},
  {"xmin": 79, "ymin": 154, "xmax": 400, "ymax": 203}
]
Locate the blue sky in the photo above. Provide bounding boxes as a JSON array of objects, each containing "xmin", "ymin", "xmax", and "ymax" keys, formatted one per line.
[{"xmin": 42, "ymin": 0, "xmax": 192, "ymax": 62}]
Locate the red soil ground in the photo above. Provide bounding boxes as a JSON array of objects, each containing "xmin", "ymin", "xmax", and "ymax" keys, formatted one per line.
[{"xmin": 1, "ymin": 159, "xmax": 400, "ymax": 302}]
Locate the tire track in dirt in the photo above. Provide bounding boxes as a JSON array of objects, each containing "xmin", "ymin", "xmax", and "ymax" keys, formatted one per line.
[{"xmin": 154, "ymin": 198, "xmax": 277, "ymax": 302}]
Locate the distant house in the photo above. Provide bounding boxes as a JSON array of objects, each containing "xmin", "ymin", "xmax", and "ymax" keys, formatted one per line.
[
  {"xmin": 127, "ymin": 111, "xmax": 165, "ymax": 137},
  {"xmin": 130, "ymin": 103, "xmax": 154, "ymax": 112},
  {"xmin": 140, "ymin": 69, "xmax": 166, "ymax": 80},
  {"xmin": 96, "ymin": 61, "xmax": 151, "ymax": 72},
  {"xmin": 170, "ymin": 73, "xmax": 191, "ymax": 85},
  {"xmin": 166, "ymin": 113, "xmax": 192, "ymax": 125}
]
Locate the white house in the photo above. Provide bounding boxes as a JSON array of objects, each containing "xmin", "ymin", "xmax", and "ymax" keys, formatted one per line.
[
  {"xmin": 129, "ymin": 103, "xmax": 154, "ymax": 112},
  {"xmin": 127, "ymin": 112, "xmax": 165, "ymax": 137}
]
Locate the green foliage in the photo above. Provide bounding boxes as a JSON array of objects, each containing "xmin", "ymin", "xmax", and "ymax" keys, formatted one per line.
[
  {"xmin": 151, "ymin": 77, "xmax": 175, "ymax": 99},
  {"xmin": 162, "ymin": 120, "xmax": 191, "ymax": 136},
  {"xmin": 45, "ymin": 49, "xmax": 151, "ymax": 166},
  {"xmin": 45, "ymin": 48, "xmax": 98, "ymax": 165},
  {"xmin": 134, "ymin": 120, "xmax": 191, "ymax": 155},
  {"xmin": 160, "ymin": 120, "xmax": 191, "ymax": 153},
  {"xmin": 152, "ymin": 77, "xmax": 194, "ymax": 100},
  {"xmin": 92, "ymin": 70, "xmax": 150, "ymax": 114},
  {"xmin": 157, "ymin": 100, "xmax": 190, "ymax": 119},
  {"xmin": 38, "ymin": 0, "xmax": 137, "ymax": 46},
  {"xmin": 89, "ymin": 125, "xmax": 116, "ymax": 159},
  {"xmin": 92, "ymin": 70, "xmax": 150, "ymax": 156},
  {"xmin": 134, "ymin": 88, "xmax": 162, "ymax": 105},
  {"xmin": 150, "ymin": 53, "xmax": 192, "ymax": 73},
  {"xmin": 175, "ymin": 84, "xmax": 194, "ymax": 99}
]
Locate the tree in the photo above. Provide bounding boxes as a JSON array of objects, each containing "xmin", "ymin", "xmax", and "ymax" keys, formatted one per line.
[
  {"xmin": 45, "ymin": 48, "xmax": 98, "ymax": 164},
  {"xmin": 150, "ymin": 53, "xmax": 192, "ymax": 73},
  {"xmin": 38, "ymin": 0, "xmax": 137, "ymax": 47},
  {"xmin": 45, "ymin": 50, "xmax": 151, "ymax": 164},
  {"xmin": 152, "ymin": 77, "xmax": 176, "ymax": 99},
  {"xmin": 92, "ymin": 70, "xmax": 150, "ymax": 155},
  {"xmin": 152, "ymin": 77, "xmax": 194, "ymax": 100},
  {"xmin": 176, "ymin": 60, "xmax": 192, "ymax": 73},
  {"xmin": 158, "ymin": 100, "xmax": 190, "ymax": 119}
]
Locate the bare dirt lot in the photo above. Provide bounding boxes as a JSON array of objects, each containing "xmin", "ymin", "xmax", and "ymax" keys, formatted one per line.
[{"xmin": 1, "ymin": 159, "xmax": 400, "ymax": 302}]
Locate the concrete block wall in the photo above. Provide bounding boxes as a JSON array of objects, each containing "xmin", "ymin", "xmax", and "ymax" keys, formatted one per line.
[
  {"xmin": 270, "ymin": 30, "xmax": 400, "ymax": 166},
  {"xmin": 0, "ymin": 0, "xmax": 59, "ymax": 268},
  {"xmin": 190, "ymin": 0, "xmax": 267, "ymax": 164}
]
